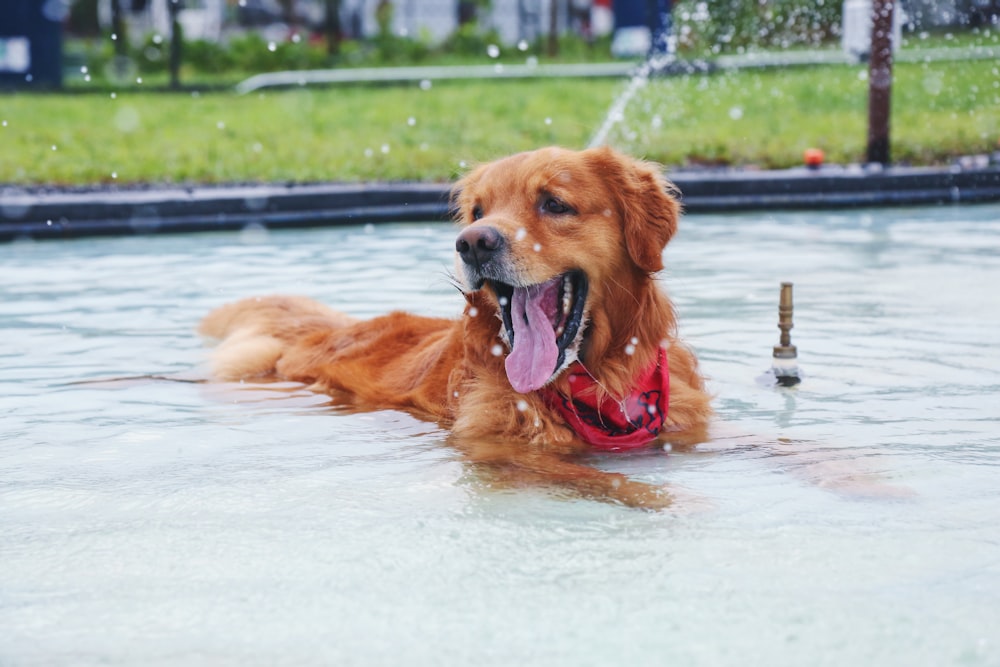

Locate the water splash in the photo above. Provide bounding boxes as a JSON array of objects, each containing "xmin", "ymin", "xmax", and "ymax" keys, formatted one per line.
[{"xmin": 587, "ymin": 53, "xmax": 675, "ymax": 149}]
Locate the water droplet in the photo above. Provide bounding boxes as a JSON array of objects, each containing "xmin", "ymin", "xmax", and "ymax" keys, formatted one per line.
[
  {"xmin": 419, "ymin": 79, "xmax": 432, "ymax": 90},
  {"xmin": 364, "ymin": 223, "xmax": 375, "ymax": 233},
  {"xmin": 291, "ymin": 33, "xmax": 302, "ymax": 43},
  {"xmin": 380, "ymin": 144, "xmax": 390, "ymax": 154},
  {"xmin": 544, "ymin": 117, "xmax": 552, "ymax": 125},
  {"xmin": 114, "ymin": 106, "xmax": 140, "ymax": 133},
  {"xmin": 491, "ymin": 344, "xmax": 504, "ymax": 356},
  {"xmin": 51, "ymin": 144, "xmax": 57, "ymax": 151},
  {"xmin": 136, "ymin": 77, "xmax": 143, "ymax": 84},
  {"xmin": 728, "ymin": 106, "xmax": 743, "ymax": 120},
  {"xmin": 498, "ymin": 296, "xmax": 509, "ymax": 307},
  {"xmin": 662, "ymin": 443, "xmax": 672, "ymax": 453},
  {"xmin": 630, "ymin": 337, "xmax": 639, "ymax": 345},
  {"xmin": 516, "ymin": 399, "xmax": 528, "ymax": 411},
  {"xmin": 625, "ymin": 344, "xmax": 636, "ymax": 356},
  {"xmin": 110, "ymin": 92, "xmax": 116, "ymax": 99},
  {"xmin": 1, "ymin": 120, "xmax": 6, "ymax": 127},
  {"xmin": 647, "ymin": 404, "xmax": 657, "ymax": 414},
  {"xmin": 487, "ymin": 44, "xmax": 500, "ymax": 58},
  {"xmin": 80, "ymin": 66, "xmax": 88, "ymax": 74},
  {"xmin": 517, "ymin": 39, "xmax": 529, "ymax": 51},
  {"xmin": 217, "ymin": 121, "xmax": 226, "ymax": 130},
  {"xmin": 453, "ymin": 390, "xmax": 460, "ymax": 398},
  {"xmin": 364, "ymin": 148, "xmax": 374, "ymax": 158},
  {"xmin": 468, "ymin": 307, "xmax": 479, "ymax": 317},
  {"xmin": 515, "ymin": 228, "xmax": 527, "ymax": 241},
  {"xmin": 407, "ymin": 116, "xmax": 416, "ymax": 126},
  {"xmin": 533, "ymin": 243, "xmax": 542, "ymax": 252},
  {"xmin": 458, "ymin": 160, "xmax": 467, "ymax": 168},
  {"xmin": 267, "ymin": 41, "xmax": 277, "ymax": 52},
  {"xmin": 252, "ymin": 142, "xmax": 263, "ymax": 153},
  {"xmin": 111, "ymin": 171, "xmax": 117, "ymax": 179}
]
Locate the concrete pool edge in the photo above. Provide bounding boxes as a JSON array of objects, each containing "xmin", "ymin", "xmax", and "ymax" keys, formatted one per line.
[{"xmin": 3, "ymin": 163, "xmax": 1000, "ymax": 242}]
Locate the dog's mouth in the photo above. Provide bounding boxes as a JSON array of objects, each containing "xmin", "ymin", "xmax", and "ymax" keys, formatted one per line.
[{"xmin": 488, "ymin": 270, "xmax": 589, "ymax": 394}]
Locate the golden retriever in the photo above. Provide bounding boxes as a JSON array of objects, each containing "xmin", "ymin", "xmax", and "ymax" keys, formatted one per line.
[{"xmin": 200, "ymin": 146, "xmax": 713, "ymax": 507}]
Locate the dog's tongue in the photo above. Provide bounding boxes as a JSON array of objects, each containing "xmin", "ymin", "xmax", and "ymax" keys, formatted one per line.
[{"xmin": 505, "ymin": 279, "xmax": 560, "ymax": 394}]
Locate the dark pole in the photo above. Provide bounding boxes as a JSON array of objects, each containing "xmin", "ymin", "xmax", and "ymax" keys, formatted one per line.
[
  {"xmin": 110, "ymin": 0, "xmax": 126, "ymax": 57},
  {"xmin": 324, "ymin": 0, "xmax": 341, "ymax": 55},
  {"xmin": 547, "ymin": 0, "xmax": 559, "ymax": 56},
  {"xmin": 168, "ymin": 0, "xmax": 182, "ymax": 89},
  {"xmin": 866, "ymin": 0, "xmax": 894, "ymax": 165}
]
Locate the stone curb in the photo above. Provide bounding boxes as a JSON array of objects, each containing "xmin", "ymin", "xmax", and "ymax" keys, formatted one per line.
[{"xmin": 3, "ymin": 163, "xmax": 999, "ymax": 242}]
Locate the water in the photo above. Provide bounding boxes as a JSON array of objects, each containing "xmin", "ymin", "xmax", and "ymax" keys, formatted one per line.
[
  {"xmin": 2, "ymin": 205, "xmax": 999, "ymax": 666},
  {"xmin": 588, "ymin": 53, "xmax": 674, "ymax": 148}
]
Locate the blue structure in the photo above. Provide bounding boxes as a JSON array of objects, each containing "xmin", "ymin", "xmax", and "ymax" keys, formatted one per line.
[
  {"xmin": 0, "ymin": 0, "xmax": 63, "ymax": 88},
  {"xmin": 612, "ymin": 0, "xmax": 673, "ymax": 56}
]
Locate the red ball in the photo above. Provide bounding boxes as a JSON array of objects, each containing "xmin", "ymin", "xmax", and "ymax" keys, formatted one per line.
[{"xmin": 804, "ymin": 148, "xmax": 825, "ymax": 167}]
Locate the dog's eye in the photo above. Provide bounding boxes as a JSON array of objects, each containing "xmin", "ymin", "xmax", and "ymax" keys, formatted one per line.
[
  {"xmin": 542, "ymin": 197, "xmax": 573, "ymax": 215},
  {"xmin": 471, "ymin": 206, "xmax": 484, "ymax": 221}
]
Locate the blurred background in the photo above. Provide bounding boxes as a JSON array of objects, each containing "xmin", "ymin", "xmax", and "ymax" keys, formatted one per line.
[{"xmin": 3, "ymin": 0, "xmax": 997, "ymax": 88}]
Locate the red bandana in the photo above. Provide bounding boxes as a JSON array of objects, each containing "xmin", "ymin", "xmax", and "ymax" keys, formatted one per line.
[{"xmin": 542, "ymin": 347, "xmax": 670, "ymax": 451}]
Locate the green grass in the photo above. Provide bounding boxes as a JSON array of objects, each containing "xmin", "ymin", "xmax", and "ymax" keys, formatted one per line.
[
  {"xmin": 609, "ymin": 58, "xmax": 1000, "ymax": 168},
  {"xmin": 1, "ymin": 58, "xmax": 997, "ymax": 186}
]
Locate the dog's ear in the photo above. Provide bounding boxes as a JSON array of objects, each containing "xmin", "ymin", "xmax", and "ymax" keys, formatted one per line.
[
  {"xmin": 450, "ymin": 162, "xmax": 487, "ymax": 224},
  {"xmin": 450, "ymin": 174, "xmax": 470, "ymax": 223},
  {"xmin": 596, "ymin": 149, "xmax": 679, "ymax": 274}
]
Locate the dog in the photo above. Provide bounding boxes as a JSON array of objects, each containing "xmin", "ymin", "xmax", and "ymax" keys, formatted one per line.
[{"xmin": 199, "ymin": 146, "xmax": 713, "ymax": 508}]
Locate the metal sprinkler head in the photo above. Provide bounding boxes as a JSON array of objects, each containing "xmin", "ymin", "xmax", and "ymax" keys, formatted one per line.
[{"xmin": 771, "ymin": 282, "xmax": 801, "ymax": 387}]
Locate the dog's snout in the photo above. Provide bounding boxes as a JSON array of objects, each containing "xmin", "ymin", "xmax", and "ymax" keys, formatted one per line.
[{"xmin": 456, "ymin": 226, "xmax": 505, "ymax": 268}]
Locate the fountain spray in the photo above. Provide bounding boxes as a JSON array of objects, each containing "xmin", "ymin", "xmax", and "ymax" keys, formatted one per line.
[{"xmin": 771, "ymin": 282, "xmax": 801, "ymax": 387}]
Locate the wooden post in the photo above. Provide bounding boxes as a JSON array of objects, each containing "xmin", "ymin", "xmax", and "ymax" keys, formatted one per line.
[{"xmin": 866, "ymin": 0, "xmax": 894, "ymax": 165}]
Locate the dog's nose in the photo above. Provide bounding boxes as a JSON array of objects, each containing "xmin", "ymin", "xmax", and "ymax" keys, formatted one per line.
[{"xmin": 456, "ymin": 226, "xmax": 505, "ymax": 268}]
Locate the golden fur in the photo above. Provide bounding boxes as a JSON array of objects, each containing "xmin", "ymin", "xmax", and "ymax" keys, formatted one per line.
[{"xmin": 200, "ymin": 146, "xmax": 712, "ymax": 507}]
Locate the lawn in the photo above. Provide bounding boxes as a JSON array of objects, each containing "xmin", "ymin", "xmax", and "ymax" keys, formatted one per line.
[{"xmin": 1, "ymin": 57, "xmax": 997, "ymax": 186}]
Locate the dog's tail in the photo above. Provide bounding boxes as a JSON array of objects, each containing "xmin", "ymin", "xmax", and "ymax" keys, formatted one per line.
[{"xmin": 199, "ymin": 295, "xmax": 357, "ymax": 381}]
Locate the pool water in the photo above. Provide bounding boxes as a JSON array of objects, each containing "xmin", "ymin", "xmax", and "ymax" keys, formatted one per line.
[{"xmin": 2, "ymin": 205, "xmax": 999, "ymax": 666}]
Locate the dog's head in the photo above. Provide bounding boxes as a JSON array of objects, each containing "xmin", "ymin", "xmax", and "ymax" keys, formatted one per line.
[{"xmin": 452, "ymin": 146, "xmax": 681, "ymax": 395}]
